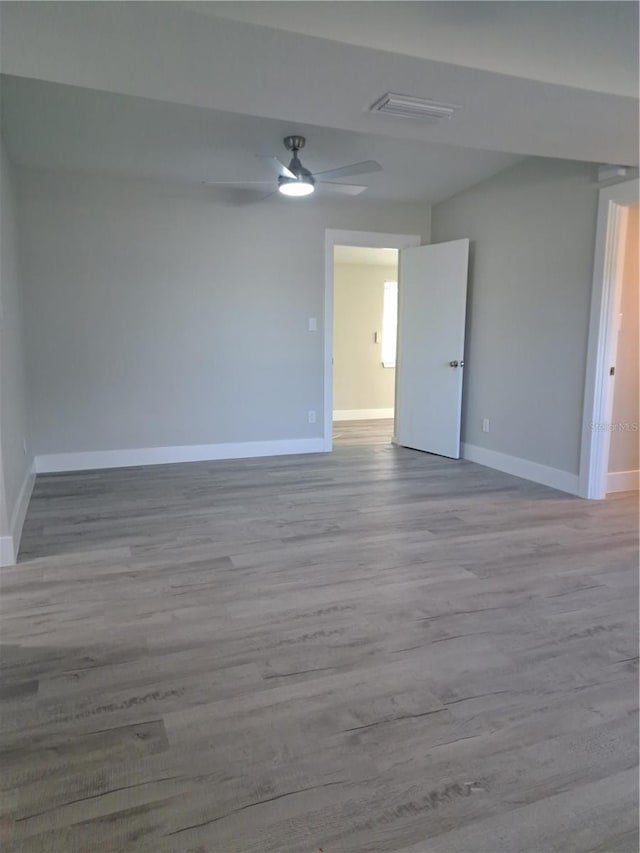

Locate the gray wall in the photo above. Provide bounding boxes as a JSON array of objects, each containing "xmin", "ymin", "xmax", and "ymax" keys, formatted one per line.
[
  {"xmin": 609, "ymin": 203, "xmax": 639, "ymax": 474},
  {"xmin": 431, "ymin": 158, "xmax": 600, "ymax": 475},
  {"xmin": 333, "ymin": 263, "xmax": 397, "ymax": 412},
  {"xmin": 17, "ymin": 167, "xmax": 428, "ymax": 456},
  {"xmin": 0, "ymin": 138, "xmax": 32, "ymax": 539}
]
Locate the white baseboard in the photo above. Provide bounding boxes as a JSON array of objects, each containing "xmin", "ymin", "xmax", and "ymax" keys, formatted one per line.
[
  {"xmin": 0, "ymin": 466, "xmax": 35, "ymax": 567},
  {"xmin": 333, "ymin": 408, "xmax": 394, "ymax": 422},
  {"xmin": 607, "ymin": 469, "xmax": 640, "ymax": 493},
  {"xmin": 461, "ymin": 443, "xmax": 579, "ymax": 495},
  {"xmin": 35, "ymin": 438, "xmax": 325, "ymax": 474}
]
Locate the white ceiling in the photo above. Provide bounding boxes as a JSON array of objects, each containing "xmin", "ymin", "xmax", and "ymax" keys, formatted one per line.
[
  {"xmin": 0, "ymin": 76, "xmax": 523, "ymax": 204},
  {"xmin": 1, "ymin": 2, "xmax": 635, "ymax": 165},
  {"xmin": 334, "ymin": 246, "xmax": 399, "ymax": 266},
  {"xmin": 196, "ymin": 2, "xmax": 638, "ymax": 98},
  {"xmin": 0, "ymin": 1, "xmax": 637, "ymax": 204}
]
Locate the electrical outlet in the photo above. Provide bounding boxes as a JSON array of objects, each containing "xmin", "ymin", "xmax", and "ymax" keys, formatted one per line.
[
  {"xmin": 482, "ymin": 418, "xmax": 490, "ymax": 433},
  {"xmin": 308, "ymin": 317, "xmax": 317, "ymax": 332},
  {"xmin": 308, "ymin": 410, "xmax": 316, "ymax": 424},
  {"xmin": 22, "ymin": 438, "xmax": 28, "ymax": 456}
]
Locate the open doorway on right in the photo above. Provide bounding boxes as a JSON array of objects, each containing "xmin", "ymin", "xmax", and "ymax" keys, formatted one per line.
[
  {"xmin": 607, "ymin": 202, "xmax": 639, "ymax": 494},
  {"xmin": 332, "ymin": 245, "xmax": 398, "ymax": 447}
]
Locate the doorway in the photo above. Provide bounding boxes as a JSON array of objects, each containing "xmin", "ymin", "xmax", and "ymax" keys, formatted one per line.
[
  {"xmin": 607, "ymin": 203, "xmax": 639, "ymax": 493},
  {"xmin": 332, "ymin": 245, "xmax": 399, "ymax": 447},
  {"xmin": 323, "ymin": 230, "xmax": 421, "ymax": 451},
  {"xmin": 580, "ymin": 179, "xmax": 640, "ymax": 498},
  {"xmin": 324, "ymin": 229, "xmax": 470, "ymax": 457}
]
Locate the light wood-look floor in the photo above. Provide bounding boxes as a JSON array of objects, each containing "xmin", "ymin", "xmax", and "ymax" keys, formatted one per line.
[
  {"xmin": 1, "ymin": 428, "xmax": 638, "ymax": 852},
  {"xmin": 333, "ymin": 418, "xmax": 394, "ymax": 446}
]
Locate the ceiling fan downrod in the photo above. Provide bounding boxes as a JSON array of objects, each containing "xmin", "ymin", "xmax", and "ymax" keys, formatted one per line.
[{"xmin": 281, "ymin": 135, "xmax": 314, "ymax": 189}]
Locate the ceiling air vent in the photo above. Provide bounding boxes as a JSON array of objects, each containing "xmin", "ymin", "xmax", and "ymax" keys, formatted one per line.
[{"xmin": 370, "ymin": 93, "xmax": 460, "ymax": 121}]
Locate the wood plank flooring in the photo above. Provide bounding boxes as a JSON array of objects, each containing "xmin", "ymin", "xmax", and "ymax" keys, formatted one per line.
[
  {"xmin": 1, "ymin": 429, "xmax": 638, "ymax": 851},
  {"xmin": 333, "ymin": 418, "xmax": 394, "ymax": 446}
]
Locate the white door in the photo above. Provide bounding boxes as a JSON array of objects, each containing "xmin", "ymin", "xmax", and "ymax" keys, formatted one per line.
[{"xmin": 395, "ymin": 239, "xmax": 469, "ymax": 459}]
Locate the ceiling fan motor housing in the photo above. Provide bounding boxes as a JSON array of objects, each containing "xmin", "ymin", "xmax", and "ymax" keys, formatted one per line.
[
  {"xmin": 278, "ymin": 171, "xmax": 315, "ymax": 192},
  {"xmin": 286, "ymin": 157, "xmax": 314, "ymax": 180}
]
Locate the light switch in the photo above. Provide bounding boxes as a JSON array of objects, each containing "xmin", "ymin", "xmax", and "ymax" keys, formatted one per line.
[{"xmin": 308, "ymin": 317, "xmax": 317, "ymax": 332}]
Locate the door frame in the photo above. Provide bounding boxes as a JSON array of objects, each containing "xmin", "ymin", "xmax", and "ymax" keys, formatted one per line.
[
  {"xmin": 323, "ymin": 229, "xmax": 422, "ymax": 451},
  {"xmin": 579, "ymin": 178, "xmax": 639, "ymax": 499}
]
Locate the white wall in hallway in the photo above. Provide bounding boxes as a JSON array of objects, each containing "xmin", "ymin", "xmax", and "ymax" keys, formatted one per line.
[
  {"xmin": 609, "ymin": 203, "xmax": 639, "ymax": 482},
  {"xmin": 333, "ymin": 262, "xmax": 397, "ymax": 415}
]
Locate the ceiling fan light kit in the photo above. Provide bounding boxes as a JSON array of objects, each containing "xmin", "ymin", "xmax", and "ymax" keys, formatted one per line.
[{"xmin": 278, "ymin": 178, "xmax": 315, "ymax": 196}]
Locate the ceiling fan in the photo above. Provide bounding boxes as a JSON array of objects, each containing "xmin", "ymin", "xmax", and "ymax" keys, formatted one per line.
[{"xmin": 203, "ymin": 135, "xmax": 382, "ymax": 199}]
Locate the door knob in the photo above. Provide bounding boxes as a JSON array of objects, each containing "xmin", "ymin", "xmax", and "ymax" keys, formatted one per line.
[{"xmin": 449, "ymin": 360, "xmax": 459, "ymax": 367}]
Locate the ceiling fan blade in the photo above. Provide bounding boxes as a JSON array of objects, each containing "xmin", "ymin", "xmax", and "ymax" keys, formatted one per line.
[
  {"xmin": 202, "ymin": 181, "xmax": 274, "ymax": 186},
  {"xmin": 232, "ymin": 189, "xmax": 279, "ymax": 205},
  {"xmin": 203, "ymin": 186, "xmax": 279, "ymax": 205},
  {"xmin": 256, "ymin": 155, "xmax": 296, "ymax": 179},
  {"xmin": 316, "ymin": 182, "xmax": 368, "ymax": 195},
  {"xmin": 313, "ymin": 160, "xmax": 382, "ymax": 181}
]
